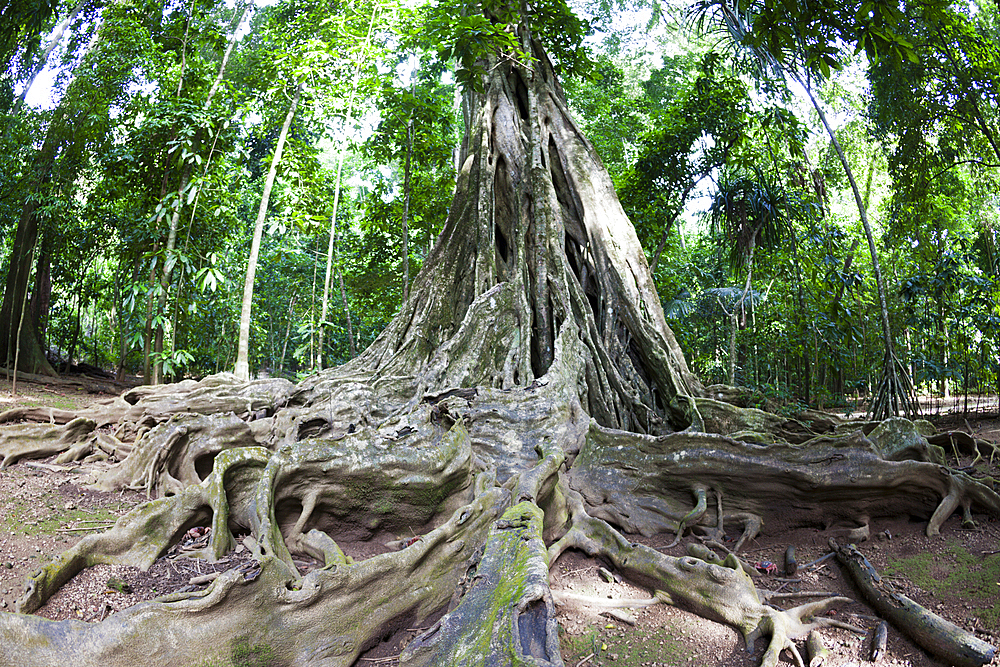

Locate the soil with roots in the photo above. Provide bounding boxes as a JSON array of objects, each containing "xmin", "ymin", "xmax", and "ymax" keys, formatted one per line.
[{"xmin": 1, "ymin": 381, "xmax": 998, "ymax": 667}]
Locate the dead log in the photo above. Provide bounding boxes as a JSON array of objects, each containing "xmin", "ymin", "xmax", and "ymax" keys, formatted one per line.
[{"xmin": 831, "ymin": 539, "xmax": 997, "ymax": 667}]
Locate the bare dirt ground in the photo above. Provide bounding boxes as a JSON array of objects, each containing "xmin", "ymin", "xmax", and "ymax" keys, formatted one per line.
[{"xmin": 1, "ymin": 378, "xmax": 998, "ymax": 667}]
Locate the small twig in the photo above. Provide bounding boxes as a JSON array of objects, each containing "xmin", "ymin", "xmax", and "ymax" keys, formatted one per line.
[
  {"xmin": 801, "ymin": 552, "xmax": 836, "ymax": 570},
  {"xmin": 57, "ymin": 525, "xmax": 113, "ymax": 532},
  {"xmin": 188, "ymin": 572, "xmax": 219, "ymax": 586},
  {"xmin": 767, "ymin": 591, "xmax": 839, "ymax": 600},
  {"xmin": 772, "ymin": 580, "xmax": 792, "ymax": 595},
  {"xmin": 575, "ymin": 653, "xmax": 595, "ymax": 667}
]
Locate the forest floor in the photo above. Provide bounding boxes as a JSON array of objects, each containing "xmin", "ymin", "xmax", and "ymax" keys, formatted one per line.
[{"xmin": 0, "ymin": 377, "xmax": 998, "ymax": 667}]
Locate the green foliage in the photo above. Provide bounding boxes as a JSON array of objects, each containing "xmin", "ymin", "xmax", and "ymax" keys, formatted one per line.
[
  {"xmin": 423, "ymin": 0, "xmax": 594, "ymax": 90},
  {"xmin": 689, "ymin": 0, "xmax": 946, "ymax": 79},
  {"xmin": 425, "ymin": 4, "xmax": 523, "ymax": 91},
  {"xmin": 619, "ymin": 52, "xmax": 755, "ymax": 255}
]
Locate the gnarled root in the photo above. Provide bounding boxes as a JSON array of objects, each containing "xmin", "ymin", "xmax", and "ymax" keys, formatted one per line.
[
  {"xmin": 0, "ymin": 417, "xmax": 96, "ymax": 469},
  {"xmin": 548, "ymin": 490, "xmax": 852, "ymax": 667},
  {"xmin": 1, "ymin": 487, "xmax": 508, "ymax": 667}
]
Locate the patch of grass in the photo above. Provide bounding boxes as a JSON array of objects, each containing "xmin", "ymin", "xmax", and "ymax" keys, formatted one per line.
[
  {"xmin": 885, "ymin": 539, "xmax": 1000, "ymax": 630},
  {"xmin": 561, "ymin": 622, "xmax": 689, "ymax": 666},
  {"xmin": 1, "ymin": 490, "xmax": 120, "ymax": 537}
]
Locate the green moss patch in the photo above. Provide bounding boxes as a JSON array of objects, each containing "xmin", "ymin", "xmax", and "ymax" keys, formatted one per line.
[
  {"xmin": 560, "ymin": 623, "xmax": 690, "ymax": 666},
  {"xmin": 1, "ymin": 492, "xmax": 120, "ymax": 537},
  {"xmin": 884, "ymin": 540, "xmax": 1000, "ymax": 630}
]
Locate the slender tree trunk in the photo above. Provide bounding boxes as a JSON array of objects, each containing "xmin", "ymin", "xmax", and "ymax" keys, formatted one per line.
[
  {"xmin": 28, "ymin": 240, "xmax": 50, "ymax": 348},
  {"xmin": 279, "ymin": 295, "xmax": 296, "ymax": 374},
  {"xmin": 11, "ymin": 0, "xmax": 86, "ymax": 115},
  {"xmin": 793, "ymin": 72, "xmax": 916, "ymax": 419},
  {"xmin": 115, "ymin": 261, "xmax": 134, "ymax": 382},
  {"xmin": 336, "ymin": 250, "xmax": 355, "ymax": 358},
  {"xmin": 401, "ymin": 118, "xmax": 413, "ymax": 302},
  {"xmin": 153, "ymin": 165, "xmax": 192, "ymax": 383},
  {"xmin": 310, "ymin": 245, "xmax": 318, "ymax": 368},
  {"xmin": 235, "ymin": 83, "xmax": 301, "ymax": 381},
  {"xmin": 64, "ymin": 289, "xmax": 83, "ymax": 373},
  {"xmin": 319, "ymin": 4, "xmax": 378, "ymax": 368},
  {"xmin": 141, "ymin": 244, "xmax": 159, "ymax": 382}
]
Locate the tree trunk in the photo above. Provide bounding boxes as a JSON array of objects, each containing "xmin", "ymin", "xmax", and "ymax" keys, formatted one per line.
[
  {"xmin": 0, "ymin": 152, "xmax": 58, "ymax": 377},
  {"xmin": 279, "ymin": 294, "xmax": 296, "ymax": 373},
  {"xmin": 319, "ymin": 5, "xmax": 378, "ymax": 368},
  {"xmin": 793, "ymin": 71, "xmax": 917, "ymax": 420},
  {"xmin": 234, "ymin": 83, "xmax": 301, "ymax": 381},
  {"xmin": 153, "ymin": 165, "xmax": 192, "ymax": 384},
  {"xmin": 28, "ymin": 242, "xmax": 51, "ymax": 350},
  {"xmin": 11, "ymin": 233, "xmax": 39, "ymax": 394},
  {"xmin": 336, "ymin": 243, "xmax": 356, "ymax": 358},
  {"xmin": 401, "ymin": 117, "xmax": 413, "ymax": 302}
]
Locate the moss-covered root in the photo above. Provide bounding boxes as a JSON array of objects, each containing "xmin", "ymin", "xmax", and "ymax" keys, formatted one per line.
[
  {"xmin": 1, "ymin": 489, "xmax": 507, "ymax": 667},
  {"xmin": 15, "ymin": 447, "xmax": 271, "ymax": 614},
  {"xmin": 548, "ymin": 493, "xmax": 852, "ymax": 667},
  {"xmin": 833, "ymin": 540, "xmax": 998, "ymax": 667},
  {"xmin": 400, "ymin": 502, "xmax": 563, "ymax": 667}
]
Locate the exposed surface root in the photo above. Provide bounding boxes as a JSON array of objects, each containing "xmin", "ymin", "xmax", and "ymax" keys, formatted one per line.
[{"xmin": 548, "ymin": 490, "xmax": 859, "ymax": 667}]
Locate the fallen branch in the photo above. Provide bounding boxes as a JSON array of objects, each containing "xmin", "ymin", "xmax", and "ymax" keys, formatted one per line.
[
  {"xmin": 765, "ymin": 591, "xmax": 839, "ymax": 601},
  {"xmin": 23, "ymin": 461, "xmax": 70, "ymax": 473},
  {"xmin": 831, "ymin": 539, "xmax": 997, "ymax": 667},
  {"xmin": 800, "ymin": 552, "xmax": 836, "ymax": 570},
  {"xmin": 552, "ymin": 591, "xmax": 659, "ymax": 609},
  {"xmin": 188, "ymin": 572, "xmax": 220, "ymax": 586},
  {"xmin": 57, "ymin": 525, "xmax": 114, "ymax": 532}
]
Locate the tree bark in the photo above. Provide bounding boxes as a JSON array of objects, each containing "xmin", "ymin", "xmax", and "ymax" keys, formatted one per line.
[
  {"xmin": 402, "ymin": 116, "xmax": 413, "ymax": 303},
  {"xmin": 234, "ymin": 83, "xmax": 301, "ymax": 381}
]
